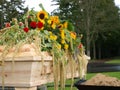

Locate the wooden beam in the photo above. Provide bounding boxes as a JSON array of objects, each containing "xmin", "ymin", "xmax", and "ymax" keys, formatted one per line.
[{"xmin": 15, "ymin": 87, "xmax": 37, "ymax": 90}]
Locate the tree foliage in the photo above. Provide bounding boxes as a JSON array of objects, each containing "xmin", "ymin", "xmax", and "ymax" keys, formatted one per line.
[
  {"xmin": 52, "ymin": 0, "xmax": 120, "ymax": 59},
  {"xmin": 0, "ymin": 0, "xmax": 28, "ymax": 29}
]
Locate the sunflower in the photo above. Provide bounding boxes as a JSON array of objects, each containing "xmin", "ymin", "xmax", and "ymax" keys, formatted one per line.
[
  {"xmin": 50, "ymin": 16, "xmax": 60, "ymax": 25},
  {"xmin": 37, "ymin": 10, "xmax": 48, "ymax": 23},
  {"xmin": 60, "ymin": 30, "xmax": 65, "ymax": 39},
  {"xmin": 63, "ymin": 21, "xmax": 68, "ymax": 29},
  {"xmin": 70, "ymin": 31, "xmax": 76, "ymax": 40},
  {"xmin": 50, "ymin": 34, "xmax": 57, "ymax": 41},
  {"xmin": 47, "ymin": 20, "xmax": 52, "ymax": 25},
  {"xmin": 51, "ymin": 23, "xmax": 56, "ymax": 29},
  {"xmin": 58, "ymin": 24, "xmax": 63, "ymax": 30},
  {"xmin": 61, "ymin": 39, "xmax": 65, "ymax": 44},
  {"xmin": 64, "ymin": 44, "xmax": 69, "ymax": 50}
]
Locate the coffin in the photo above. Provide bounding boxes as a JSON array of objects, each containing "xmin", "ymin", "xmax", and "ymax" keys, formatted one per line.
[
  {"xmin": 0, "ymin": 44, "xmax": 79, "ymax": 88},
  {"xmin": 0, "ymin": 51, "xmax": 54, "ymax": 87}
]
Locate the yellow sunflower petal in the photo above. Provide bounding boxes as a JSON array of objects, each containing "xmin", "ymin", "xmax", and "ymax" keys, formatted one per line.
[
  {"xmin": 61, "ymin": 39, "xmax": 65, "ymax": 44},
  {"xmin": 51, "ymin": 23, "xmax": 56, "ymax": 29},
  {"xmin": 37, "ymin": 10, "xmax": 48, "ymax": 22},
  {"xmin": 64, "ymin": 44, "xmax": 69, "ymax": 50},
  {"xmin": 63, "ymin": 21, "xmax": 68, "ymax": 29},
  {"xmin": 70, "ymin": 32, "xmax": 76, "ymax": 40},
  {"xmin": 50, "ymin": 16, "xmax": 60, "ymax": 24}
]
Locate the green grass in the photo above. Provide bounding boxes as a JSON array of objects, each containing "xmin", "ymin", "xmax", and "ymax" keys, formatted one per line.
[
  {"xmin": 47, "ymin": 86, "xmax": 77, "ymax": 90},
  {"xmin": 86, "ymin": 72, "xmax": 120, "ymax": 79},
  {"xmin": 46, "ymin": 72, "xmax": 120, "ymax": 90},
  {"xmin": 90, "ymin": 57, "xmax": 120, "ymax": 64},
  {"xmin": 104, "ymin": 57, "xmax": 120, "ymax": 64},
  {"xmin": 46, "ymin": 58, "xmax": 120, "ymax": 90},
  {"xmin": 47, "ymin": 79, "xmax": 77, "ymax": 90},
  {"xmin": 105, "ymin": 59, "xmax": 120, "ymax": 64}
]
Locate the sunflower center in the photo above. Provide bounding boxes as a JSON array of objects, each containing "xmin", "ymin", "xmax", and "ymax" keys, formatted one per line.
[
  {"xmin": 39, "ymin": 13, "xmax": 45, "ymax": 19},
  {"xmin": 58, "ymin": 25, "xmax": 62, "ymax": 29}
]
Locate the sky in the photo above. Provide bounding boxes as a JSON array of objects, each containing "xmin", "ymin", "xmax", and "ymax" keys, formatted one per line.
[
  {"xmin": 115, "ymin": 0, "xmax": 120, "ymax": 6},
  {"xmin": 24, "ymin": 0, "xmax": 58, "ymax": 13},
  {"xmin": 25, "ymin": 0, "xmax": 120, "ymax": 13}
]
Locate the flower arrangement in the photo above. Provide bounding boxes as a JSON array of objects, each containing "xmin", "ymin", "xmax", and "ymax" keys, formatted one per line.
[
  {"xmin": 23, "ymin": 6, "xmax": 80, "ymax": 52},
  {"xmin": 0, "ymin": 4, "xmax": 87, "ymax": 90},
  {"xmin": 1, "ymin": 4, "xmax": 80, "ymax": 52}
]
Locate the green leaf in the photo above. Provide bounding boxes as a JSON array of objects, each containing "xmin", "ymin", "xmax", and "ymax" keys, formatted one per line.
[{"xmin": 67, "ymin": 22, "xmax": 74, "ymax": 31}]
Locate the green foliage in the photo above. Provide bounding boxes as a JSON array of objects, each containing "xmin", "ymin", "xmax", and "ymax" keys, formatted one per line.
[
  {"xmin": 0, "ymin": 25, "xmax": 40, "ymax": 46},
  {"xmin": 0, "ymin": 0, "xmax": 28, "ymax": 29},
  {"xmin": 52, "ymin": 0, "xmax": 120, "ymax": 59}
]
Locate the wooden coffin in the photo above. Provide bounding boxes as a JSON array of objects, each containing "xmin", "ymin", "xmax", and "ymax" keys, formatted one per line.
[
  {"xmin": 0, "ymin": 44, "xmax": 80, "ymax": 88},
  {"xmin": 0, "ymin": 44, "xmax": 53, "ymax": 87}
]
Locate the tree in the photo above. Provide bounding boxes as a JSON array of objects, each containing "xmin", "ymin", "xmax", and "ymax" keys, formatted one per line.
[
  {"xmin": 0, "ymin": 0, "xmax": 28, "ymax": 29},
  {"xmin": 52, "ymin": 0, "xmax": 95, "ymax": 57},
  {"xmin": 52, "ymin": 0, "xmax": 120, "ymax": 59},
  {"xmin": 90, "ymin": 0, "xmax": 120, "ymax": 59}
]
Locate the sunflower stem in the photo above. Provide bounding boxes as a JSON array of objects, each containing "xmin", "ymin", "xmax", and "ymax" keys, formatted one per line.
[{"xmin": 39, "ymin": 3, "xmax": 45, "ymax": 11}]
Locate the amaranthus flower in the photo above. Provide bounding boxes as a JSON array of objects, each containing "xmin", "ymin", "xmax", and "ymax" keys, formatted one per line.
[
  {"xmin": 5, "ymin": 22, "xmax": 11, "ymax": 28},
  {"xmin": 78, "ymin": 43, "xmax": 83, "ymax": 48},
  {"xmin": 19, "ymin": 22, "xmax": 24, "ymax": 27}
]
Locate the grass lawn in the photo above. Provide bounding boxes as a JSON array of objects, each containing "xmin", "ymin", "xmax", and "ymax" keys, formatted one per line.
[
  {"xmin": 105, "ymin": 59, "xmax": 120, "ymax": 64},
  {"xmin": 86, "ymin": 72, "xmax": 120, "ymax": 79},
  {"xmin": 46, "ymin": 72, "xmax": 120, "ymax": 90},
  {"xmin": 46, "ymin": 58, "xmax": 120, "ymax": 90},
  {"xmin": 89, "ymin": 57, "xmax": 120, "ymax": 64}
]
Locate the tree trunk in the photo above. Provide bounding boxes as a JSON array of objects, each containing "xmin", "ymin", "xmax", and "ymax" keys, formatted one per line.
[
  {"xmin": 98, "ymin": 44, "xmax": 101, "ymax": 59},
  {"xmin": 86, "ymin": 14, "xmax": 90, "ymax": 57},
  {"xmin": 86, "ymin": 35, "xmax": 90, "ymax": 57},
  {"xmin": 93, "ymin": 41, "xmax": 96, "ymax": 60}
]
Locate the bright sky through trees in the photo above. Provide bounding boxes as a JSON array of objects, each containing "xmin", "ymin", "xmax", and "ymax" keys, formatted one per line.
[
  {"xmin": 24, "ymin": 0, "xmax": 58, "ymax": 13},
  {"xmin": 24, "ymin": 0, "xmax": 120, "ymax": 13}
]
